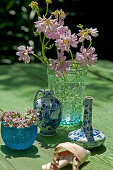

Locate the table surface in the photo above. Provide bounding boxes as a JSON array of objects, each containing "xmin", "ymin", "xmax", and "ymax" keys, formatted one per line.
[{"xmin": 0, "ymin": 60, "xmax": 113, "ymax": 170}]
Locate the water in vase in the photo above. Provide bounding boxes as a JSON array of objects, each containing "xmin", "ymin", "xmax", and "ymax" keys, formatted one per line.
[{"xmin": 48, "ymin": 67, "xmax": 87, "ymax": 127}]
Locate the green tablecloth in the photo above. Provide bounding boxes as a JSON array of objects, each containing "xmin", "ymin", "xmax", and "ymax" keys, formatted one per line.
[{"xmin": 0, "ymin": 60, "xmax": 113, "ymax": 170}]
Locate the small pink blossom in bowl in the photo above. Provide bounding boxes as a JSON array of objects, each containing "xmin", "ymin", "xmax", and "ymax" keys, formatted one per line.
[
  {"xmin": 0, "ymin": 108, "xmax": 40, "ymax": 150},
  {"xmin": 0, "ymin": 108, "xmax": 39, "ymax": 128}
]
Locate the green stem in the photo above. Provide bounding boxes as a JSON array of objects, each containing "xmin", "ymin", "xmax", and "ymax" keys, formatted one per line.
[
  {"xmin": 82, "ymin": 41, "xmax": 84, "ymax": 46},
  {"xmin": 69, "ymin": 49, "xmax": 78, "ymax": 69},
  {"xmin": 33, "ymin": 31, "xmax": 38, "ymax": 36},
  {"xmin": 43, "ymin": 35, "xmax": 45, "ymax": 45},
  {"xmin": 87, "ymin": 41, "xmax": 92, "ymax": 51},
  {"xmin": 42, "ymin": 35, "xmax": 49, "ymax": 63},
  {"xmin": 45, "ymin": 43, "xmax": 54, "ymax": 49},
  {"xmin": 32, "ymin": 53, "xmax": 46, "ymax": 64},
  {"xmin": 42, "ymin": 35, "xmax": 45, "ymax": 57},
  {"xmin": 69, "ymin": 49, "xmax": 74, "ymax": 62},
  {"xmin": 62, "ymin": 73, "xmax": 67, "ymax": 81},
  {"xmin": 45, "ymin": 39, "xmax": 51, "ymax": 47},
  {"xmin": 58, "ymin": 14, "xmax": 61, "ymax": 22},
  {"xmin": 35, "ymin": 8, "xmax": 41, "ymax": 17},
  {"xmin": 60, "ymin": 75, "xmax": 64, "ymax": 80},
  {"xmin": 45, "ymin": 3, "xmax": 49, "ymax": 17}
]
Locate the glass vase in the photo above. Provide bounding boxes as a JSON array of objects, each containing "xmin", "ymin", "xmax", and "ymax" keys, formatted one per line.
[{"xmin": 48, "ymin": 66, "xmax": 88, "ymax": 128}]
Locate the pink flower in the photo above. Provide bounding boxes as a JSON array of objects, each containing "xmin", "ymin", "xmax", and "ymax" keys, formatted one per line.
[
  {"xmin": 87, "ymin": 47, "xmax": 97, "ymax": 66},
  {"xmin": 16, "ymin": 45, "xmax": 34, "ymax": 63},
  {"xmin": 57, "ymin": 52, "xmax": 72, "ymax": 72},
  {"xmin": 77, "ymin": 28, "xmax": 99, "ymax": 42},
  {"xmin": 35, "ymin": 16, "xmax": 47, "ymax": 33},
  {"xmin": 88, "ymin": 28, "xmax": 99, "ymax": 37},
  {"xmin": 17, "ymin": 124, "xmax": 23, "ymax": 128},
  {"xmin": 35, "ymin": 15, "xmax": 60, "ymax": 39},
  {"xmin": 46, "ymin": 25, "xmax": 68, "ymax": 40},
  {"xmin": 77, "ymin": 30, "xmax": 91, "ymax": 42},
  {"xmin": 55, "ymin": 30, "xmax": 78, "ymax": 52},
  {"xmin": 49, "ymin": 52, "xmax": 72, "ymax": 77},
  {"xmin": 0, "ymin": 109, "xmax": 39, "ymax": 128},
  {"xmin": 57, "ymin": 26, "xmax": 68, "ymax": 37},
  {"xmin": 49, "ymin": 59, "xmax": 58, "ymax": 72},
  {"xmin": 55, "ymin": 71, "xmax": 63, "ymax": 78},
  {"xmin": 4, "ymin": 117, "xmax": 10, "ymax": 123},
  {"xmin": 75, "ymin": 46, "xmax": 97, "ymax": 67}
]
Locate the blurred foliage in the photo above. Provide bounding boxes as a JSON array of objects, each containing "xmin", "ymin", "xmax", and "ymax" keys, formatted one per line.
[
  {"xmin": 0, "ymin": 0, "xmax": 113, "ymax": 64},
  {"xmin": 0, "ymin": 0, "xmax": 37, "ymax": 64}
]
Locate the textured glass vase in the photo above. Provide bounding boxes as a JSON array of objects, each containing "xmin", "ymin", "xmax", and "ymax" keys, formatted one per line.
[
  {"xmin": 1, "ymin": 122, "xmax": 37, "ymax": 150},
  {"xmin": 48, "ymin": 66, "xmax": 88, "ymax": 127}
]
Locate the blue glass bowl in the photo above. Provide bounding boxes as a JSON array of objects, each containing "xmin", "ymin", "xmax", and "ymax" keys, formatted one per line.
[{"xmin": 1, "ymin": 122, "xmax": 37, "ymax": 150}]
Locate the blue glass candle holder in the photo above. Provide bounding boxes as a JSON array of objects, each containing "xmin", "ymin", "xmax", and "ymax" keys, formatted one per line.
[{"xmin": 1, "ymin": 122, "xmax": 37, "ymax": 150}]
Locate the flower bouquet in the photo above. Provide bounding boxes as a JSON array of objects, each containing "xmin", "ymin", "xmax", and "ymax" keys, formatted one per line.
[
  {"xmin": 16, "ymin": 0, "xmax": 99, "ymax": 127},
  {"xmin": 0, "ymin": 108, "xmax": 39, "ymax": 150}
]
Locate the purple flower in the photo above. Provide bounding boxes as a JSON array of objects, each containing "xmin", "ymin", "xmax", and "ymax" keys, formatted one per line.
[
  {"xmin": 16, "ymin": 45, "xmax": 34, "ymax": 63},
  {"xmin": 88, "ymin": 28, "xmax": 99, "ymax": 37},
  {"xmin": 77, "ymin": 30, "xmax": 91, "ymax": 42},
  {"xmin": 77, "ymin": 28, "xmax": 99, "ymax": 42},
  {"xmin": 55, "ymin": 30, "xmax": 78, "ymax": 52},
  {"xmin": 75, "ymin": 46, "xmax": 97, "ymax": 67},
  {"xmin": 56, "ymin": 26, "xmax": 68, "ymax": 37},
  {"xmin": 35, "ymin": 15, "xmax": 60, "ymax": 39},
  {"xmin": 57, "ymin": 52, "xmax": 72, "ymax": 72},
  {"xmin": 87, "ymin": 47, "xmax": 97, "ymax": 66},
  {"xmin": 4, "ymin": 117, "xmax": 10, "ymax": 123},
  {"xmin": 55, "ymin": 71, "xmax": 63, "ymax": 78},
  {"xmin": 0, "ymin": 109, "xmax": 39, "ymax": 128},
  {"xmin": 49, "ymin": 52, "xmax": 72, "ymax": 77},
  {"xmin": 17, "ymin": 124, "xmax": 23, "ymax": 128}
]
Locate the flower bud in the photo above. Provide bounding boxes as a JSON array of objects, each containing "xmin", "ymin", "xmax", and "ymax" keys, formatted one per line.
[
  {"xmin": 77, "ymin": 24, "xmax": 83, "ymax": 29},
  {"xmin": 29, "ymin": 1, "xmax": 39, "ymax": 9},
  {"xmin": 46, "ymin": 0, "xmax": 52, "ymax": 4},
  {"xmin": 51, "ymin": 9, "xmax": 66, "ymax": 19}
]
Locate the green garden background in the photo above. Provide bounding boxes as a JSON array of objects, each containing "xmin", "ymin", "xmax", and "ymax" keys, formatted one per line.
[{"xmin": 0, "ymin": 0, "xmax": 112, "ymax": 64}]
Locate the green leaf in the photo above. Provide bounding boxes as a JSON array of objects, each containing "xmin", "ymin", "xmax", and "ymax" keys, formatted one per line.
[
  {"xmin": 0, "ymin": 22, "xmax": 13, "ymax": 29},
  {"xmin": 6, "ymin": 0, "xmax": 15, "ymax": 10}
]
